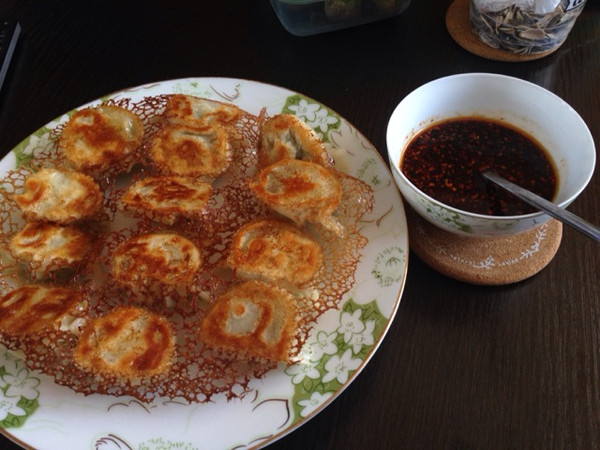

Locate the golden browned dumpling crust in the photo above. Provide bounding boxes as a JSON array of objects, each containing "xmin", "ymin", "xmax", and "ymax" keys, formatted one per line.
[
  {"xmin": 120, "ymin": 176, "xmax": 212, "ymax": 224},
  {"xmin": 200, "ymin": 280, "xmax": 298, "ymax": 362},
  {"xmin": 0, "ymin": 94, "xmax": 375, "ymax": 403},
  {"xmin": 73, "ymin": 306, "xmax": 175, "ymax": 379},
  {"xmin": 149, "ymin": 123, "xmax": 232, "ymax": 178},
  {"xmin": 111, "ymin": 233, "xmax": 202, "ymax": 289},
  {"xmin": 13, "ymin": 168, "xmax": 103, "ymax": 224},
  {"xmin": 228, "ymin": 218, "xmax": 323, "ymax": 285},
  {"xmin": 259, "ymin": 114, "xmax": 333, "ymax": 168},
  {"xmin": 249, "ymin": 159, "xmax": 344, "ymax": 235},
  {"xmin": 59, "ymin": 104, "xmax": 144, "ymax": 176},
  {"xmin": 163, "ymin": 94, "xmax": 243, "ymax": 127},
  {"xmin": 10, "ymin": 222, "xmax": 95, "ymax": 274},
  {"xmin": 0, "ymin": 285, "xmax": 85, "ymax": 336}
]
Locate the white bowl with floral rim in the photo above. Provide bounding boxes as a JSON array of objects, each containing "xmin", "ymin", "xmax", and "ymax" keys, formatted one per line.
[{"xmin": 386, "ymin": 72, "xmax": 596, "ymax": 237}]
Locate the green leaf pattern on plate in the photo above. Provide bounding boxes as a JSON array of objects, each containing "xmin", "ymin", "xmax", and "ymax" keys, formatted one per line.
[
  {"xmin": 0, "ymin": 351, "xmax": 40, "ymax": 428},
  {"xmin": 12, "ymin": 126, "xmax": 54, "ymax": 169},
  {"xmin": 356, "ymin": 157, "xmax": 388, "ymax": 192},
  {"xmin": 94, "ymin": 434, "xmax": 197, "ymax": 450},
  {"xmin": 372, "ymin": 246, "xmax": 406, "ymax": 288},
  {"xmin": 281, "ymin": 95, "xmax": 341, "ymax": 143},
  {"xmin": 286, "ymin": 298, "xmax": 387, "ymax": 421},
  {"xmin": 138, "ymin": 437, "xmax": 197, "ymax": 450},
  {"xmin": 280, "ymin": 96, "xmax": 398, "ymax": 421}
]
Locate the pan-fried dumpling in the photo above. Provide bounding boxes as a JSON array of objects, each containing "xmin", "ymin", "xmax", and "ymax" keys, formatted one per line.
[
  {"xmin": 10, "ymin": 222, "xmax": 95, "ymax": 275},
  {"xmin": 13, "ymin": 168, "xmax": 103, "ymax": 224},
  {"xmin": 74, "ymin": 306, "xmax": 175, "ymax": 379},
  {"xmin": 259, "ymin": 114, "xmax": 333, "ymax": 168},
  {"xmin": 111, "ymin": 233, "xmax": 201, "ymax": 290},
  {"xmin": 149, "ymin": 123, "xmax": 232, "ymax": 179},
  {"xmin": 249, "ymin": 159, "xmax": 344, "ymax": 236},
  {"xmin": 120, "ymin": 176, "xmax": 212, "ymax": 224},
  {"xmin": 228, "ymin": 218, "xmax": 323, "ymax": 285},
  {"xmin": 59, "ymin": 104, "xmax": 144, "ymax": 176},
  {"xmin": 0, "ymin": 285, "xmax": 85, "ymax": 336},
  {"xmin": 163, "ymin": 94, "xmax": 242, "ymax": 127},
  {"xmin": 199, "ymin": 280, "xmax": 298, "ymax": 362}
]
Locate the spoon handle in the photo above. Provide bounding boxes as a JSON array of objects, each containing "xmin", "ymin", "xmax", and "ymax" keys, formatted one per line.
[{"xmin": 482, "ymin": 171, "xmax": 600, "ymax": 243}]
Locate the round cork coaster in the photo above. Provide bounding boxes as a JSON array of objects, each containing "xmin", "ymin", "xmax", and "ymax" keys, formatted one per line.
[
  {"xmin": 445, "ymin": 0, "xmax": 558, "ymax": 62},
  {"xmin": 407, "ymin": 207, "xmax": 562, "ymax": 285}
]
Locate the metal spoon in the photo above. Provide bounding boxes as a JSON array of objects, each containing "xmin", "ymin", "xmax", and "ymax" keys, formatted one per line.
[{"xmin": 482, "ymin": 170, "xmax": 600, "ymax": 243}]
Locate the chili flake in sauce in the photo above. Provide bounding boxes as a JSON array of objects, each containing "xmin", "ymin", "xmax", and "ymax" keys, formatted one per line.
[{"xmin": 400, "ymin": 117, "xmax": 557, "ymax": 216}]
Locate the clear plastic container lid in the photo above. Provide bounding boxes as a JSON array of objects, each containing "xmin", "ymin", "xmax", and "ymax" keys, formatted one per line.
[{"xmin": 271, "ymin": 0, "xmax": 411, "ymax": 36}]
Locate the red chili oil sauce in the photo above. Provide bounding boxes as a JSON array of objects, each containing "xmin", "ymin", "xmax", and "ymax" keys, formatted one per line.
[{"xmin": 400, "ymin": 117, "xmax": 557, "ymax": 216}]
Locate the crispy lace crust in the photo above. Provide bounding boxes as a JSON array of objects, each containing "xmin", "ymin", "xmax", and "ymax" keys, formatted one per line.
[{"xmin": 0, "ymin": 94, "xmax": 373, "ymax": 403}]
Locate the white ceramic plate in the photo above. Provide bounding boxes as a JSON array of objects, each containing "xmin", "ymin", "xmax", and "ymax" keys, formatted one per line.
[{"xmin": 0, "ymin": 78, "xmax": 408, "ymax": 449}]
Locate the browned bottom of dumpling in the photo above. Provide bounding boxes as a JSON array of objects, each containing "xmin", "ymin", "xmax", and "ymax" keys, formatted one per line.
[
  {"xmin": 74, "ymin": 305, "xmax": 175, "ymax": 379},
  {"xmin": 163, "ymin": 94, "xmax": 243, "ymax": 127},
  {"xmin": 149, "ymin": 123, "xmax": 232, "ymax": 178},
  {"xmin": 228, "ymin": 218, "xmax": 323, "ymax": 285},
  {"xmin": 120, "ymin": 175, "xmax": 212, "ymax": 224},
  {"xmin": 249, "ymin": 158, "xmax": 344, "ymax": 235},
  {"xmin": 10, "ymin": 222, "xmax": 95, "ymax": 275},
  {"xmin": 0, "ymin": 285, "xmax": 85, "ymax": 336},
  {"xmin": 111, "ymin": 233, "xmax": 202, "ymax": 290},
  {"xmin": 200, "ymin": 280, "xmax": 298, "ymax": 362},
  {"xmin": 59, "ymin": 104, "xmax": 144, "ymax": 176},
  {"xmin": 258, "ymin": 114, "xmax": 333, "ymax": 168},
  {"xmin": 13, "ymin": 167, "xmax": 103, "ymax": 224}
]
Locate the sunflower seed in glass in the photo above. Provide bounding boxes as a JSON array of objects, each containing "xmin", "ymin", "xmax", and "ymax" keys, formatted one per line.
[{"xmin": 469, "ymin": 0, "xmax": 587, "ymax": 54}]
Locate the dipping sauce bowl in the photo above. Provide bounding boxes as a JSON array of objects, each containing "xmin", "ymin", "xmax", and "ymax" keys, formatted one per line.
[{"xmin": 386, "ymin": 72, "xmax": 596, "ymax": 237}]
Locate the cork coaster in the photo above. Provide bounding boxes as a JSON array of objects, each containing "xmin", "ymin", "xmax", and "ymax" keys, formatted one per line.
[
  {"xmin": 407, "ymin": 207, "xmax": 562, "ymax": 285},
  {"xmin": 445, "ymin": 0, "xmax": 558, "ymax": 62}
]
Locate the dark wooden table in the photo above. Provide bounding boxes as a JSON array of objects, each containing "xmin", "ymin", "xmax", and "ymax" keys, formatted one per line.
[{"xmin": 1, "ymin": 1, "xmax": 599, "ymax": 448}]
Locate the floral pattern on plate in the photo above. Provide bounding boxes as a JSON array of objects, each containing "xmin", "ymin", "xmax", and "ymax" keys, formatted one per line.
[{"xmin": 0, "ymin": 351, "xmax": 39, "ymax": 428}]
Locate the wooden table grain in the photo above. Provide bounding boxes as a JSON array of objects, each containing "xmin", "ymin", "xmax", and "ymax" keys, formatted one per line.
[{"xmin": 0, "ymin": 1, "xmax": 599, "ymax": 449}]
